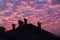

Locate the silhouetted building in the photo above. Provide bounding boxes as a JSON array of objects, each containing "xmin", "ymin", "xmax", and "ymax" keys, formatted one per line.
[{"xmin": 0, "ymin": 19, "xmax": 60, "ymax": 40}]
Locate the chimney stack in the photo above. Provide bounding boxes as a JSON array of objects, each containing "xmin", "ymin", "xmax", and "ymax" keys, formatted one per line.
[
  {"xmin": 18, "ymin": 20, "xmax": 23, "ymax": 26},
  {"xmin": 0, "ymin": 27, "xmax": 5, "ymax": 32},
  {"xmin": 37, "ymin": 22, "xmax": 41, "ymax": 29},
  {"xmin": 24, "ymin": 18, "xmax": 27, "ymax": 24},
  {"xmin": 12, "ymin": 24, "xmax": 15, "ymax": 30}
]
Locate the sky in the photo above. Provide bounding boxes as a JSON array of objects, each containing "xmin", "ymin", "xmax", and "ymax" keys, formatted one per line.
[{"xmin": 0, "ymin": 0, "xmax": 60, "ymax": 36}]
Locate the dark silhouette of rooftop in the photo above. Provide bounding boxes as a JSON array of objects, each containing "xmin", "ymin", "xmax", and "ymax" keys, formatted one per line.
[{"xmin": 0, "ymin": 19, "xmax": 60, "ymax": 40}]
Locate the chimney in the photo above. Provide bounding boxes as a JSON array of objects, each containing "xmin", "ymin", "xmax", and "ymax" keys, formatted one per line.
[
  {"xmin": 18, "ymin": 20, "xmax": 23, "ymax": 26},
  {"xmin": 0, "ymin": 27, "xmax": 5, "ymax": 32},
  {"xmin": 12, "ymin": 24, "xmax": 15, "ymax": 30},
  {"xmin": 37, "ymin": 22, "xmax": 41, "ymax": 30},
  {"xmin": 24, "ymin": 18, "xmax": 27, "ymax": 24}
]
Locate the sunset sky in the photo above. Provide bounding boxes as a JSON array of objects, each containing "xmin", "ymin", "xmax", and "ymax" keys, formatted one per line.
[{"xmin": 0, "ymin": 0, "xmax": 60, "ymax": 36}]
